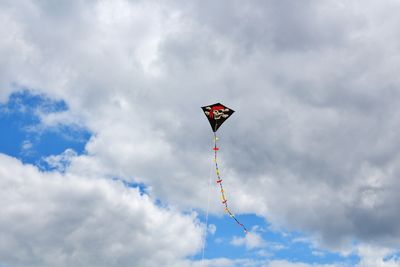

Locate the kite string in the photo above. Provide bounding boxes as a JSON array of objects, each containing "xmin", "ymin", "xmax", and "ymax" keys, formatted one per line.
[
  {"xmin": 213, "ymin": 132, "xmax": 248, "ymax": 234},
  {"xmin": 200, "ymin": 145, "xmax": 215, "ymax": 266}
]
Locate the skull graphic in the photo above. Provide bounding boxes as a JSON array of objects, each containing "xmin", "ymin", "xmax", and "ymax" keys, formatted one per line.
[
  {"xmin": 204, "ymin": 106, "xmax": 230, "ymax": 120},
  {"xmin": 201, "ymin": 103, "xmax": 235, "ymax": 132}
]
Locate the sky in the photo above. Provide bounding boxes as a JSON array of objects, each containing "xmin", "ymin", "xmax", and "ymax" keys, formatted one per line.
[{"xmin": 1, "ymin": 0, "xmax": 400, "ymax": 266}]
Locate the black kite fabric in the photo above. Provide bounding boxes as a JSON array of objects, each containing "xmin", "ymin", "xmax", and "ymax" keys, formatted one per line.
[{"xmin": 201, "ymin": 103, "xmax": 235, "ymax": 132}]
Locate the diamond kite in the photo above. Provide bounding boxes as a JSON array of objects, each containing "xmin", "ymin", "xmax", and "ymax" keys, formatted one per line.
[
  {"xmin": 201, "ymin": 103, "xmax": 235, "ymax": 132},
  {"xmin": 201, "ymin": 102, "xmax": 247, "ymax": 234}
]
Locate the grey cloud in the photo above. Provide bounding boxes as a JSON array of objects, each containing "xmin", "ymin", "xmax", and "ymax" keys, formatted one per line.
[
  {"xmin": 178, "ymin": 0, "xmax": 354, "ymax": 52},
  {"xmin": 2, "ymin": 0, "xmax": 400, "ymax": 256}
]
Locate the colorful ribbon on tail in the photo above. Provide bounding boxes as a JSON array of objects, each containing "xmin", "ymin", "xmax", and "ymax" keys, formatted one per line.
[
  {"xmin": 201, "ymin": 103, "xmax": 247, "ymax": 233},
  {"xmin": 213, "ymin": 132, "xmax": 248, "ymax": 234}
]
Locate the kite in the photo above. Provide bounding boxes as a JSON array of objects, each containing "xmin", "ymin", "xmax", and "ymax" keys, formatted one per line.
[{"xmin": 201, "ymin": 103, "xmax": 248, "ymax": 233}]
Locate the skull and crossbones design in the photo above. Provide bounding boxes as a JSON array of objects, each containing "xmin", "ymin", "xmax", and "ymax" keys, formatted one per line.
[{"xmin": 204, "ymin": 105, "xmax": 230, "ymax": 120}]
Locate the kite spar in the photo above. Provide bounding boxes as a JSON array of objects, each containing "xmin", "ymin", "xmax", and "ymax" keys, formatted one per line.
[{"xmin": 201, "ymin": 103, "xmax": 248, "ymax": 234}]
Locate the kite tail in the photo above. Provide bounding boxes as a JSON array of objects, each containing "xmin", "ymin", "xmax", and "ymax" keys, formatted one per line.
[{"xmin": 213, "ymin": 132, "xmax": 248, "ymax": 234}]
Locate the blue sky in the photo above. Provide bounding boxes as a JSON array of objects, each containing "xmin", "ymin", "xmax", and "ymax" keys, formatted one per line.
[
  {"xmin": 2, "ymin": 1, "xmax": 400, "ymax": 267},
  {"xmin": 0, "ymin": 91, "xmax": 90, "ymax": 166}
]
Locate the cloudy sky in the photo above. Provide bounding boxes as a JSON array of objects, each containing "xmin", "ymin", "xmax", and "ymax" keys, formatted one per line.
[{"xmin": 1, "ymin": 0, "xmax": 400, "ymax": 266}]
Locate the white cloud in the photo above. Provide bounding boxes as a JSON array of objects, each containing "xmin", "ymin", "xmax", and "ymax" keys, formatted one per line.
[
  {"xmin": 20, "ymin": 140, "xmax": 33, "ymax": 156},
  {"xmin": 356, "ymin": 245, "xmax": 400, "ymax": 267},
  {"xmin": 231, "ymin": 231, "xmax": 266, "ymax": 250},
  {"xmin": 208, "ymin": 223, "xmax": 217, "ymax": 235},
  {"xmin": 42, "ymin": 148, "xmax": 78, "ymax": 172},
  {"xmin": 263, "ymin": 261, "xmax": 342, "ymax": 267},
  {"xmin": 0, "ymin": 153, "xmax": 202, "ymax": 267},
  {"xmin": 1, "ymin": 0, "xmax": 400, "ymax": 263},
  {"xmin": 191, "ymin": 257, "xmax": 265, "ymax": 267},
  {"xmin": 193, "ymin": 258, "xmax": 345, "ymax": 267}
]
